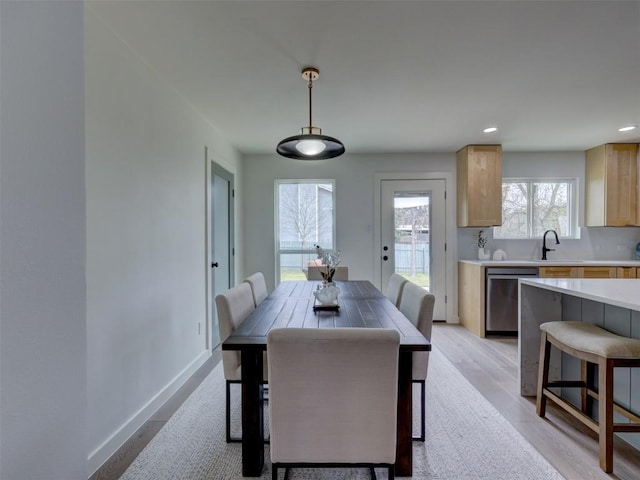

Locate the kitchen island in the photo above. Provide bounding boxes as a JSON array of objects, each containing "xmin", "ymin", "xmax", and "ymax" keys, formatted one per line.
[
  {"xmin": 518, "ymin": 278, "xmax": 640, "ymax": 450},
  {"xmin": 519, "ymin": 277, "xmax": 640, "ymax": 395}
]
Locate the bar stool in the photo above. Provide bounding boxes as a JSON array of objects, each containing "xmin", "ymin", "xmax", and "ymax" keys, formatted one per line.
[{"xmin": 536, "ymin": 321, "xmax": 640, "ymax": 473}]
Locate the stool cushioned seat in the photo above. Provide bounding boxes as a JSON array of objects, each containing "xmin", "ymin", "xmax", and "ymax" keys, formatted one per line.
[{"xmin": 540, "ymin": 321, "xmax": 640, "ymax": 358}]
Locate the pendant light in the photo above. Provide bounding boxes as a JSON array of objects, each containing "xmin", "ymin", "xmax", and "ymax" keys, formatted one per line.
[{"xmin": 277, "ymin": 67, "xmax": 345, "ymax": 160}]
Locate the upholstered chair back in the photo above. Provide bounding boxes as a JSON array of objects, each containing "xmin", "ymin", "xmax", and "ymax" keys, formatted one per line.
[
  {"xmin": 385, "ymin": 273, "xmax": 409, "ymax": 307},
  {"xmin": 267, "ymin": 327, "xmax": 399, "ymax": 465},
  {"xmin": 306, "ymin": 265, "xmax": 349, "ymax": 281},
  {"xmin": 243, "ymin": 272, "xmax": 269, "ymax": 307},
  {"xmin": 398, "ymin": 282, "xmax": 435, "ymax": 381},
  {"xmin": 215, "ymin": 282, "xmax": 256, "ymax": 381}
]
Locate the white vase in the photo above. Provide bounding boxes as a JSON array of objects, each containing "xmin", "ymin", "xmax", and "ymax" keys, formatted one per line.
[
  {"xmin": 314, "ymin": 283, "xmax": 340, "ymax": 305},
  {"xmin": 478, "ymin": 247, "xmax": 490, "ymax": 260}
]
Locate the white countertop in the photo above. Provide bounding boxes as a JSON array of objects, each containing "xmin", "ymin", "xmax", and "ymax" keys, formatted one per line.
[
  {"xmin": 460, "ymin": 259, "xmax": 640, "ymax": 267},
  {"xmin": 520, "ymin": 278, "xmax": 640, "ymax": 311}
]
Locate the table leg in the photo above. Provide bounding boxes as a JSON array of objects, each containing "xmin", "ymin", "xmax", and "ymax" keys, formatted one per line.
[
  {"xmin": 395, "ymin": 351, "xmax": 413, "ymax": 476},
  {"xmin": 240, "ymin": 349, "xmax": 264, "ymax": 477}
]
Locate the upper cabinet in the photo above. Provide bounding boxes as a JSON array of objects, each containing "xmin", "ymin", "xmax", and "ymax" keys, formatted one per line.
[
  {"xmin": 585, "ymin": 143, "xmax": 639, "ymax": 226},
  {"xmin": 457, "ymin": 145, "xmax": 502, "ymax": 227}
]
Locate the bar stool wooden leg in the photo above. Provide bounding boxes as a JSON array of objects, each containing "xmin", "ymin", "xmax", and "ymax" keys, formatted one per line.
[
  {"xmin": 581, "ymin": 360, "xmax": 596, "ymax": 416},
  {"xmin": 536, "ymin": 331, "xmax": 550, "ymax": 417},
  {"xmin": 598, "ymin": 357, "xmax": 614, "ymax": 473}
]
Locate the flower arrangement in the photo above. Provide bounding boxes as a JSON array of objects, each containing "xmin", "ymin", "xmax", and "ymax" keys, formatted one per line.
[
  {"xmin": 315, "ymin": 245, "xmax": 341, "ymax": 283},
  {"xmin": 475, "ymin": 230, "xmax": 487, "ymax": 249}
]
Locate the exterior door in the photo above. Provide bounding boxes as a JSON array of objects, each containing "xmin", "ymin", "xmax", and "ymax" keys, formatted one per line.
[
  {"xmin": 207, "ymin": 158, "xmax": 234, "ymax": 350},
  {"xmin": 380, "ymin": 179, "xmax": 447, "ymax": 321}
]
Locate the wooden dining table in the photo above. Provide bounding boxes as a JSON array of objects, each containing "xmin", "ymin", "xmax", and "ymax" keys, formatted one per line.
[{"xmin": 221, "ymin": 280, "xmax": 431, "ymax": 477}]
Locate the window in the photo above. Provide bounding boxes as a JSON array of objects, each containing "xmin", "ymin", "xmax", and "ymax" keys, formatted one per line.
[
  {"xmin": 275, "ymin": 180, "xmax": 335, "ymax": 282},
  {"xmin": 493, "ymin": 178, "xmax": 578, "ymax": 239}
]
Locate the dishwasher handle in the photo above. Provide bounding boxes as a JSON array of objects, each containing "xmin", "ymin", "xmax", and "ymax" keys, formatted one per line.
[{"xmin": 487, "ymin": 274, "xmax": 538, "ymax": 280}]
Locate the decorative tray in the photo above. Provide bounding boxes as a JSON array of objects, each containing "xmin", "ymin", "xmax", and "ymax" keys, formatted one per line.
[{"xmin": 312, "ymin": 304, "xmax": 340, "ymax": 312}]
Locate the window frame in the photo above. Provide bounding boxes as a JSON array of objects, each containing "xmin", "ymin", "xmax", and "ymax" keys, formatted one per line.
[
  {"xmin": 493, "ymin": 177, "xmax": 579, "ymax": 239},
  {"xmin": 274, "ymin": 179, "xmax": 336, "ymax": 284}
]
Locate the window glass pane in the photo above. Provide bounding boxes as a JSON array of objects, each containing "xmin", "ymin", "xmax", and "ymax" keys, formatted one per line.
[
  {"xmin": 494, "ymin": 182, "xmax": 529, "ymax": 239},
  {"xmin": 493, "ymin": 178, "xmax": 576, "ymax": 239},
  {"xmin": 276, "ymin": 181, "xmax": 334, "ymax": 282},
  {"xmin": 532, "ymin": 182, "xmax": 570, "ymax": 237}
]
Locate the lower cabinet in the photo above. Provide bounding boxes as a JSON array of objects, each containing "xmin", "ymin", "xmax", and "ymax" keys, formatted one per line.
[
  {"xmin": 578, "ymin": 266, "xmax": 617, "ymax": 278},
  {"xmin": 459, "ymin": 262, "xmax": 639, "ymax": 337},
  {"xmin": 617, "ymin": 266, "xmax": 638, "ymax": 278},
  {"xmin": 538, "ymin": 266, "xmax": 578, "ymax": 278},
  {"xmin": 458, "ymin": 262, "xmax": 485, "ymax": 337}
]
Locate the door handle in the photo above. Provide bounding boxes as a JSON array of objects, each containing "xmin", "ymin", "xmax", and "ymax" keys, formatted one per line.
[{"xmin": 211, "ymin": 262, "xmax": 219, "ymax": 268}]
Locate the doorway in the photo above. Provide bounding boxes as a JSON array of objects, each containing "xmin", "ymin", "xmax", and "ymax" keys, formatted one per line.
[
  {"xmin": 205, "ymin": 150, "xmax": 235, "ymax": 350},
  {"xmin": 377, "ymin": 177, "xmax": 448, "ymax": 321}
]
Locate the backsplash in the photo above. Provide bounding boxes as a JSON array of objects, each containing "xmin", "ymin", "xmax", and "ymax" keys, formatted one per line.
[{"xmin": 457, "ymin": 227, "xmax": 640, "ymax": 262}]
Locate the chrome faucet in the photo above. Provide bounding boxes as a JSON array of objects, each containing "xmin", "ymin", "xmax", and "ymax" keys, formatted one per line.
[{"xmin": 541, "ymin": 229, "xmax": 560, "ymax": 260}]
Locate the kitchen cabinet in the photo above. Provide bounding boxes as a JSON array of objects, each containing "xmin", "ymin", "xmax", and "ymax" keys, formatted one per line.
[
  {"xmin": 458, "ymin": 261, "xmax": 640, "ymax": 338},
  {"xmin": 577, "ymin": 266, "xmax": 617, "ymax": 278},
  {"xmin": 539, "ymin": 266, "xmax": 578, "ymax": 278},
  {"xmin": 617, "ymin": 266, "xmax": 638, "ymax": 278},
  {"xmin": 458, "ymin": 261, "xmax": 484, "ymax": 336},
  {"xmin": 585, "ymin": 143, "xmax": 639, "ymax": 226},
  {"xmin": 457, "ymin": 145, "xmax": 502, "ymax": 227}
]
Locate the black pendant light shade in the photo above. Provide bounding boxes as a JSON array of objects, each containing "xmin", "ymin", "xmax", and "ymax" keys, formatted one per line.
[
  {"xmin": 276, "ymin": 67, "xmax": 345, "ymax": 160},
  {"xmin": 277, "ymin": 133, "xmax": 345, "ymax": 160}
]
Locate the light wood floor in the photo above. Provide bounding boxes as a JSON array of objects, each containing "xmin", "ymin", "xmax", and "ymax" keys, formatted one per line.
[
  {"xmin": 92, "ymin": 325, "xmax": 640, "ymax": 479},
  {"xmin": 432, "ymin": 323, "xmax": 640, "ymax": 480}
]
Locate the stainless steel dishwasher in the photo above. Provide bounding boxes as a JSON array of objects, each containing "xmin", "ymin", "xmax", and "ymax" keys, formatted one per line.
[{"xmin": 485, "ymin": 267, "xmax": 539, "ymax": 334}]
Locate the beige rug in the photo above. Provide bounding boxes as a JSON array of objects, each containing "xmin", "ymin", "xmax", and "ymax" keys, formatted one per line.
[{"xmin": 120, "ymin": 347, "xmax": 564, "ymax": 479}]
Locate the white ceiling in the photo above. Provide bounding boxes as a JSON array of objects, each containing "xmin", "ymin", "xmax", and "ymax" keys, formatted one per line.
[{"xmin": 88, "ymin": 0, "xmax": 640, "ymax": 155}]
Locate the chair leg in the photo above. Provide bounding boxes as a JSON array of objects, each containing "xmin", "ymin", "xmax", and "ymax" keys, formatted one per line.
[
  {"xmin": 536, "ymin": 331, "xmax": 551, "ymax": 418},
  {"xmin": 598, "ymin": 357, "xmax": 614, "ymax": 473},
  {"xmin": 226, "ymin": 380, "xmax": 231, "ymax": 443},
  {"xmin": 420, "ymin": 380, "xmax": 426, "ymax": 441},
  {"xmin": 388, "ymin": 465, "xmax": 395, "ymax": 480},
  {"xmin": 581, "ymin": 360, "xmax": 595, "ymax": 416},
  {"xmin": 412, "ymin": 380, "xmax": 426, "ymax": 441},
  {"xmin": 369, "ymin": 466, "xmax": 377, "ymax": 479}
]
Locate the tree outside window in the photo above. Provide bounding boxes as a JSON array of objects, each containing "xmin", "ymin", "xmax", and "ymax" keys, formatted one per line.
[
  {"xmin": 276, "ymin": 181, "xmax": 334, "ymax": 282},
  {"xmin": 494, "ymin": 179, "xmax": 576, "ymax": 239}
]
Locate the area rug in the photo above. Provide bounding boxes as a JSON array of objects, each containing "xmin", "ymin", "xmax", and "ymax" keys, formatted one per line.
[{"xmin": 120, "ymin": 347, "xmax": 564, "ymax": 479}]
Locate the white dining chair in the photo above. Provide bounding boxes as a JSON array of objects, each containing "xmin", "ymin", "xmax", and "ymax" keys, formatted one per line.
[
  {"xmin": 215, "ymin": 282, "xmax": 267, "ymax": 443},
  {"xmin": 268, "ymin": 327, "xmax": 399, "ymax": 480},
  {"xmin": 306, "ymin": 265, "xmax": 349, "ymax": 281},
  {"xmin": 397, "ymin": 281, "xmax": 435, "ymax": 442},
  {"xmin": 385, "ymin": 273, "xmax": 409, "ymax": 307},
  {"xmin": 243, "ymin": 271, "xmax": 269, "ymax": 307}
]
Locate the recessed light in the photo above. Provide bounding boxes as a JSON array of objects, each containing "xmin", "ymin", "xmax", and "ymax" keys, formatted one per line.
[
  {"xmin": 619, "ymin": 125, "xmax": 638, "ymax": 132},
  {"xmin": 483, "ymin": 127, "xmax": 498, "ymax": 133}
]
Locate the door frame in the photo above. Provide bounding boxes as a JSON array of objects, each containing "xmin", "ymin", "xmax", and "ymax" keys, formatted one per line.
[
  {"xmin": 205, "ymin": 147, "xmax": 235, "ymax": 350},
  {"xmin": 373, "ymin": 172, "xmax": 457, "ymax": 323}
]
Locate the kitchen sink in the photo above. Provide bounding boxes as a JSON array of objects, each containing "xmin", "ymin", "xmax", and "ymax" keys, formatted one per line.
[{"xmin": 539, "ymin": 260, "xmax": 585, "ymax": 263}]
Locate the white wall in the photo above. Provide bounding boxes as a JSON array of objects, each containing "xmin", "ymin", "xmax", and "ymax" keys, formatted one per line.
[
  {"xmin": 85, "ymin": 7, "xmax": 242, "ymax": 474},
  {"xmin": 242, "ymin": 152, "xmax": 455, "ymax": 290},
  {"xmin": 457, "ymin": 152, "xmax": 640, "ymax": 261},
  {"xmin": 1, "ymin": 2, "xmax": 87, "ymax": 479}
]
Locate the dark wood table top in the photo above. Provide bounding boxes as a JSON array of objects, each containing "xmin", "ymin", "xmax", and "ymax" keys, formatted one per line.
[{"xmin": 222, "ymin": 280, "xmax": 431, "ymax": 352}]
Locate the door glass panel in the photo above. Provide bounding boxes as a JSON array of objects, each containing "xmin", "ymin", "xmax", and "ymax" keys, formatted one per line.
[
  {"xmin": 380, "ymin": 178, "xmax": 446, "ymax": 321},
  {"xmin": 394, "ymin": 192, "xmax": 430, "ymax": 289}
]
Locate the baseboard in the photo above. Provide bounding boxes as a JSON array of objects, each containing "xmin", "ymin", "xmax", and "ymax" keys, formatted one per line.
[{"xmin": 87, "ymin": 349, "xmax": 211, "ymax": 476}]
